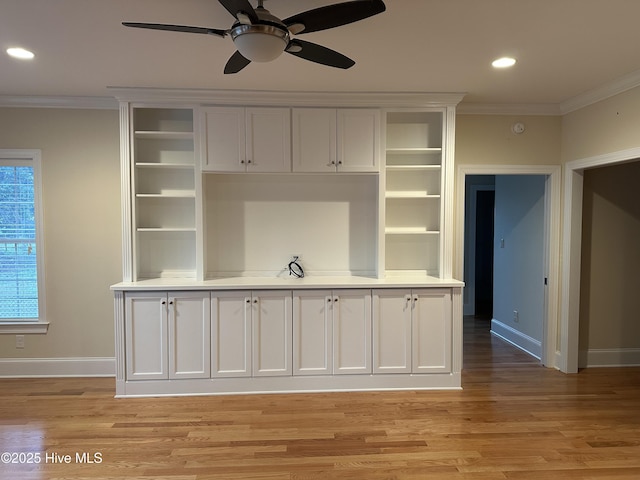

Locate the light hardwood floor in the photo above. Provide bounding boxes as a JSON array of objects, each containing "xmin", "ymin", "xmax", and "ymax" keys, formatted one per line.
[{"xmin": 1, "ymin": 318, "xmax": 639, "ymax": 479}]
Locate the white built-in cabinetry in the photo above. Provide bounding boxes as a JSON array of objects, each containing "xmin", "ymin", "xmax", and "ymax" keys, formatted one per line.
[
  {"xmin": 124, "ymin": 291, "xmax": 210, "ymax": 380},
  {"xmin": 384, "ymin": 111, "xmax": 447, "ymax": 277},
  {"xmin": 112, "ymin": 89, "xmax": 463, "ymax": 397},
  {"xmin": 114, "ymin": 282, "xmax": 461, "ymax": 397},
  {"xmin": 293, "ymin": 289, "xmax": 372, "ymax": 375},
  {"xmin": 292, "ymin": 108, "xmax": 380, "ymax": 172},
  {"xmin": 129, "ymin": 108, "xmax": 198, "ymax": 281},
  {"xmin": 211, "ymin": 290, "xmax": 292, "ymax": 377},
  {"xmin": 201, "ymin": 107, "xmax": 291, "ymax": 173},
  {"xmin": 373, "ymin": 288, "xmax": 452, "ymax": 374}
]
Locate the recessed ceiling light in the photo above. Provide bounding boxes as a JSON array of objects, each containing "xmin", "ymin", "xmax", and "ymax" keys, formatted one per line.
[
  {"xmin": 7, "ymin": 47, "xmax": 35, "ymax": 60},
  {"xmin": 492, "ymin": 57, "xmax": 516, "ymax": 68}
]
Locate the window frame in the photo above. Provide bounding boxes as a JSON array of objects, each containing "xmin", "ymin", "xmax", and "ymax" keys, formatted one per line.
[{"xmin": 0, "ymin": 149, "xmax": 48, "ymax": 334}]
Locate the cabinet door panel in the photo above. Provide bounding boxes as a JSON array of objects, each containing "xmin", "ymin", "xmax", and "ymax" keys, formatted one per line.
[
  {"xmin": 293, "ymin": 290, "xmax": 332, "ymax": 375},
  {"xmin": 211, "ymin": 291, "xmax": 252, "ymax": 377},
  {"xmin": 169, "ymin": 292, "xmax": 211, "ymax": 379},
  {"xmin": 124, "ymin": 292, "xmax": 168, "ymax": 380},
  {"xmin": 412, "ymin": 289, "xmax": 452, "ymax": 373},
  {"xmin": 334, "ymin": 290, "xmax": 372, "ymax": 374},
  {"xmin": 292, "ymin": 108, "xmax": 337, "ymax": 172},
  {"xmin": 253, "ymin": 291, "xmax": 293, "ymax": 376},
  {"xmin": 337, "ymin": 109, "xmax": 380, "ymax": 172},
  {"xmin": 246, "ymin": 108, "xmax": 291, "ymax": 173},
  {"xmin": 202, "ymin": 107, "xmax": 245, "ymax": 172},
  {"xmin": 373, "ymin": 289, "xmax": 412, "ymax": 373}
]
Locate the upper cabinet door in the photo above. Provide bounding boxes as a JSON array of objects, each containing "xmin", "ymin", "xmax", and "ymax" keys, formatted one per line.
[
  {"xmin": 246, "ymin": 108, "xmax": 291, "ymax": 173},
  {"xmin": 337, "ymin": 109, "xmax": 380, "ymax": 173},
  {"xmin": 292, "ymin": 108, "xmax": 337, "ymax": 173},
  {"xmin": 292, "ymin": 108, "xmax": 380, "ymax": 173},
  {"xmin": 202, "ymin": 107, "xmax": 245, "ymax": 172}
]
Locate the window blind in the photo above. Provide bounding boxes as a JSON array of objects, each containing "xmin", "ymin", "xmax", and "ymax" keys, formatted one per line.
[{"xmin": 0, "ymin": 165, "xmax": 39, "ymax": 319}]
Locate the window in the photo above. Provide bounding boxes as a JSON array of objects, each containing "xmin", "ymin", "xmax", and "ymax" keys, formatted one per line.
[{"xmin": 0, "ymin": 150, "xmax": 47, "ymax": 332}]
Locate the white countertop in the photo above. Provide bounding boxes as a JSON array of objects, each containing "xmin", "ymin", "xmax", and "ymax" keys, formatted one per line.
[{"xmin": 111, "ymin": 275, "xmax": 464, "ymax": 291}]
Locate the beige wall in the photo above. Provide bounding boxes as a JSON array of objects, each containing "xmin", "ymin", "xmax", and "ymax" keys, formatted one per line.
[
  {"xmin": 456, "ymin": 114, "xmax": 562, "ymax": 166},
  {"xmin": 562, "ymin": 87, "xmax": 640, "ymax": 162},
  {"xmin": 580, "ymin": 161, "xmax": 640, "ymax": 351},
  {"xmin": 561, "ymin": 86, "xmax": 640, "ymax": 359},
  {"xmin": 0, "ymin": 107, "xmax": 121, "ymax": 358}
]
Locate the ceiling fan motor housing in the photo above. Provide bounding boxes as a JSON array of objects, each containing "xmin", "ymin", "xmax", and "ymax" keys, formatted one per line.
[{"xmin": 230, "ymin": 6, "xmax": 290, "ymax": 62}]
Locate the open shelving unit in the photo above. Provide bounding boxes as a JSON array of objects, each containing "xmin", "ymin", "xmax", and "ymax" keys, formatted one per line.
[
  {"xmin": 130, "ymin": 107, "xmax": 198, "ymax": 280},
  {"xmin": 384, "ymin": 111, "xmax": 445, "ymax": 277},
  {"xmin": 116, "ymin": 92, "xmax": 458, "ymax": 284}
]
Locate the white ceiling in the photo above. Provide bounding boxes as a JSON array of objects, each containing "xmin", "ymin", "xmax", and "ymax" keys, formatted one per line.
[{"xmin": 2, "ymin": 0, "xmax": 640, "ymax": 110}]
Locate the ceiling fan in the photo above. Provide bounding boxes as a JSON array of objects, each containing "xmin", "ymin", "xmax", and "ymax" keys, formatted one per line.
[{"xmin": 123, "ymin": 0, "xmax": 386, "ymax": 74}]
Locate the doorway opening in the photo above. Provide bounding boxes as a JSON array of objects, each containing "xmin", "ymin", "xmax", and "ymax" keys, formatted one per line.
[{"xmin": 456, "ymin": 165, "xmax": 561, "ymax": 369}]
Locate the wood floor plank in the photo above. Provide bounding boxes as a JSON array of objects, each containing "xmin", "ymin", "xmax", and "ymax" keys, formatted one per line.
[{"xmin": 1, "ymin": 318, "xmax": 639, "ymax": 479}]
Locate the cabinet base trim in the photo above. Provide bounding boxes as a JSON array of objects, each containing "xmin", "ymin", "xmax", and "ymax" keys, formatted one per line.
[{"xmin": 116, "ymin": 373, "xmax": 461, "ymax": 397}]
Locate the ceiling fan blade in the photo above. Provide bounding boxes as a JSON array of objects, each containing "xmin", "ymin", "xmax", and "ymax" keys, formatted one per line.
[
  {"xmin": 286, "ymin": 39, "xmax": 355, "ymax": 69},
  {"xmin": 283, "ymin": 0, "xmax": 385, "ymax": 34},
  {"xmin": 218, "ymin": 0, "xmax": 259, "ymax": 24},
  {"xmin": 224, "ymin": 50, "xmax": 252, "ymax": 74},
  {"xmin": 122, "ymin": 22, "xmax": 226, "ymax": 37}
]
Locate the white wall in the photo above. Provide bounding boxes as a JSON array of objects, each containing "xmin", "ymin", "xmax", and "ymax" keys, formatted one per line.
[{"xmin": 492, "ymin": 175, "xmax": 546, "ymax": 358}]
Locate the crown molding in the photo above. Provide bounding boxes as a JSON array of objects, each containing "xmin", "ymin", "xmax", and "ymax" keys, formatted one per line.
[
  {"xmin": 4, "ymin": 67, "xmax": 640, "ymax": 114},
  {"xmin": 457, "ymin": 103, "xmax": 561, "ymax": 116},
  {"xmin": 560, "ymin": 68, "xmax": 640, "ymax": 115},
  {"xmin": 107, "ymin": 87, "xmax": 466, "ymax": 108},
  {"xmin": 0, "ymin": 95, "xmax": 118, "ymax": 109}
]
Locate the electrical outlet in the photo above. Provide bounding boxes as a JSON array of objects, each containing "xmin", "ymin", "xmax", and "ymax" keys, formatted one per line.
[
  {"xmin": 16, "ymin": 335, "xmax": 25, "ymax": 349},
  {"xmin": 513, "ymin": 310, "xmax": 519, "ymax": 323}
]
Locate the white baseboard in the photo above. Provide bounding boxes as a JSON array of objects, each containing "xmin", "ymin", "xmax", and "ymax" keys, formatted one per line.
[
  {"xmin": 583, "ymin": 348, "xmax": 640, "ymax": 367},
  {"xmin": 0, "ymin": 357, "xmax": 115, "ymax": 377},
  {"xmin": 491, "ymin": 319, "xmax": 542, "ymax": 360}
]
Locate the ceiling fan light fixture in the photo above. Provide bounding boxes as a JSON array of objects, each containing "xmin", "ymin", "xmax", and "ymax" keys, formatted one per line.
[{"xmin": 230, "ymin": 24, "xmax": 289, "ymax": 62}]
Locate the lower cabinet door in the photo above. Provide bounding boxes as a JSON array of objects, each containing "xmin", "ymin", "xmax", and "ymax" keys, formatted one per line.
[
  {"xmin": 373, "ymin": 289, "xmax": 412, "ymax": 374},
  {"xmin": 412, "ymin": 289, "xmax": 452, "ymax": 373},
  {"xmin": 125, "ymin": 292, "xmax": 168, "ymax": 380},
  {"xmin": 168, "ymin": 291, "xmax": 211, "ymax": 379},
  {"xmin": 333, "ymin": 290, "xmax": 372, "ymax": 374},
  {"xmin": 211, "ymin": 291, "xmax": 252, "ymax": 378},
  {"xmin": 252, "ymin": 291, "xmax": 293, "ymax": 376},
  {"xmin": 293, "ymin": 290, "xmax": 333, "ymax": 375}
]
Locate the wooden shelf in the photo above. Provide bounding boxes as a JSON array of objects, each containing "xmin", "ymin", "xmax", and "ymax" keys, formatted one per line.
[
  {"xmin": 134, "ymin": 131, "xmax": 194, "ymax": 140},
  {"xmin": 385, "ymin": 227, "xmax": 440, "ymax": 235},
  {"xmin": 386, "ymin": 191, "xmax": 440, "ymax": 199},
  {"xmin": 135, "ymin": 162, "xmax": 194, "ymax": 169},
  {"xmin": 136, "ymin": 227, "xmax": 196, "ymax": 233},
  {"xmin": 136, "ymin": 192, "xmax": 195, "ymax": 198},
  {"xmin": 386, "ymin": 147, "xmax": 442, "ymax": 154},
  {"xmin": 386, "ymin": 165, "xmax": 441, "ymax": 171}
]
